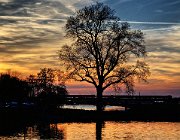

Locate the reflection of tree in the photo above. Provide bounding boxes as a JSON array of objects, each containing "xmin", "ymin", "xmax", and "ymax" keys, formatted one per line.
[
  {"xmin": 0, "ymin": 121, "xmax": 65, "ymax": 140},
  {"xmin": 96, "ymin": 120, "xmax": 104, "ymax": 140},
  {"xmin": 0, "ymin": 121, "xmax": 26, "ymax": 137},
  {"xmin": 37, "ymin": 123, "xmax": 64, "ymax": 140}
]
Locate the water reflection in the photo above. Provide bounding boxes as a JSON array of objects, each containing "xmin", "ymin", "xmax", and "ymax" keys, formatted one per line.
[
  {"xmin": 0, "ymin": 121, "xmax": 180, "ymax": 140},
  {"xmin": 0, "ymin": 122, "xmax": 65, "ymax": 140},
  {"xmin": 38, "ymin": 123, "xmax": 64, "ymax": 139},
  {"xmin": 96, "ymin": 120, "xmax": 104, "ymax": 140}
]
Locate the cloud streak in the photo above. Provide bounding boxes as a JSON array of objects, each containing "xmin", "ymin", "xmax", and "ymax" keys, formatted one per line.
[{"xmin": 119, "ymin": 21, "xmax": 180, "ymax": 25}]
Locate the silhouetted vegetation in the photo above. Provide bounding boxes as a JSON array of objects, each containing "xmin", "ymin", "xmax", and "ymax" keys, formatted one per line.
[
  {"xmin": 59, "ymin": 2, "xmax": 150, "ymax": 111},
  {"xmin": 0, "ymin": 73, "xmax": 29, "ymax": 102},
  {"xmin": 27, "ymin": 68, "xmax": 67, "ymax": 97},
  {"xmin": 26, "ymin": 68, "xmax": 68, "ymax": 109},
  {"xmin": 0, "ymin": 68, "xmax": 68, "ymax": 109}
]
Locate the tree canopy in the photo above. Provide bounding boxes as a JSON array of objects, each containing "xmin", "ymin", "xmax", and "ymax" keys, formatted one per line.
[
  {"xmin": 27, "ymin": 68, "xmax": 68, "ymax": 97},
  {"xmin": 0, "ymin": 73, "xmax": 29, "ymax": 101},
  {"xmin": 58, "ymin": 3, "xmax": 150, "ymax": 110}
]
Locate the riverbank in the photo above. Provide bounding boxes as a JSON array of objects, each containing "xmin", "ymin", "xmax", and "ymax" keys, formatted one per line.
[
  {"xmin": 1, "ymin": 104, "xmax": 180, "ymax": 123},
  {"xmin": 51, "ymin": 107, "xmax": 180, "ymax": 122}
]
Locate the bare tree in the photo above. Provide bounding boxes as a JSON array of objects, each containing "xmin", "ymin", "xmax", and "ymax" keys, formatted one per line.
[
  {"xmin": 27, "ymin": 74, "xmax": 37, "ymax": 97},
  {"xmin": 58, "ymin": 3, "xmax": 150, "ymax": 111},
  {"xmin": 27, "ymin": 68, "xmax": 68, "ymax": 97},
  {"xmin": 37, "ymin": 68, "xmax": 55, "ymax": 91}
]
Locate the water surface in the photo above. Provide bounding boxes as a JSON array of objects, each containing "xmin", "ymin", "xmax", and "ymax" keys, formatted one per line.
[
  {"xmin": 1, "ymin": 121, "xmax": 180, "ymax": 140},
  {"xmin": 61, "ymin": 105, "xmax": 125, "ymax": 111}
]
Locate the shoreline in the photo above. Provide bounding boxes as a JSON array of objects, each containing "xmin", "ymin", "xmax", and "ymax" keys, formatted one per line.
[{"xmin": 0, "ymin": 106, "xmax": 180, "ymax": 123}]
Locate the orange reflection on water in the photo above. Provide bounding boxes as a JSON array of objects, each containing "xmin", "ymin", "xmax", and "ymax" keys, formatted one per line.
[
  {"xmin": 0, "ymin": 122, "xmax": 180, "ymax": 139},
  {"xmin": 103, "ymin": 122, "xmax": 180, "ymax": 140},
  {"xmin": 57, "ymin": 123, "xmax": 96, "ymax": 140},
  {"xmin": 55, "ymin": 122, "xmax": 180, "ymax": 140}
]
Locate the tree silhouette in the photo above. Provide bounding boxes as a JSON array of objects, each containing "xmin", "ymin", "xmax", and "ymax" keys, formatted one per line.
[
  {"xmin": 27, "ymin": 74, "xmax": 37, "ymax": 97},
  {"xmin": 59, "ymin": 3, "xmax": 150, "ymax": 111},
  {"xmin": 0, "ymin": 73, "xmax": 29, "ymax": 102},
  {"xmin": 26, "ymin": 68, "xmax": 68, "ymax": 108},
  {"xmin": 37, "ymin": 68, "xmax": 55, "ymax": 93},
  {"xmin": 35, "ymin": 68, "xmax": 67, "ymax": 96}
]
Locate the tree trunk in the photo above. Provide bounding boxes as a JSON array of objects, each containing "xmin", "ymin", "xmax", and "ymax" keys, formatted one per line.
[{"xmin": 96, "ymin": 87, "xmax": 103, "ymax": 112}]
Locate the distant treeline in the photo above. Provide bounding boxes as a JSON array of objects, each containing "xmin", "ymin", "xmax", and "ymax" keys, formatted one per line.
[{"xmin": 0, "ymin": 68, "xmax": 68, "ymax": 105}]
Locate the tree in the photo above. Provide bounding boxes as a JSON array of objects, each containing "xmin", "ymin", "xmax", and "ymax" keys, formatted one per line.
[
  {"xmin": 0, "ymin": 73, "xmax": 29, "ymax": 102},
  {"xmin": 58, "ymin": 3, "xmax": 150, "ymax": 111},
  {"xmin": 27, "ymin": 74, "xmax": 37, "ymax": 97},
  {"xmin": 35, "ymin": 68, "xmax": 68, "ymax": 108},
  {"xmin": 37, "ymin": 68, "xmax": 55, "ymax": 93},
  {"xmin": 26, "ymin": 68, "xmax": 68, "ymax": 108},
  {"xmin": 27, "ymin": 68, "xmax": 68, "ymax": 97}
]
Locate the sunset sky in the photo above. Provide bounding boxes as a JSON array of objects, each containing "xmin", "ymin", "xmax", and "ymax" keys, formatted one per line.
[{"xmin": 0, "ymin": 0, "xmax": 180, "ymax": 96}]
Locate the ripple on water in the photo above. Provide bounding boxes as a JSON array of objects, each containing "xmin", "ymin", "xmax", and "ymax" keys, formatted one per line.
[{"xmin": 0, "ymin": 121, "xmax": 180, "ymax": 140}]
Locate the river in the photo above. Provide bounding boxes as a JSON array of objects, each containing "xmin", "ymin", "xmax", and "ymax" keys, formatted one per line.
[{"xmin": 0, "ymin": 121, "xmax": 180, "ymax": 140}]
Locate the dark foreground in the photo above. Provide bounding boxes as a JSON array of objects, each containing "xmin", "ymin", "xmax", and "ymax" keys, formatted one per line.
[
  {"xmin": 0, "ymin": 106, "xmax": 180, "ymax": 139},
  {"xmin": 0, "ymin": 103, "xmax": 180, "ymax": 122},
  {"xmin": 1, "ymin": 95, "xmax": 180, "ymax": 122}
]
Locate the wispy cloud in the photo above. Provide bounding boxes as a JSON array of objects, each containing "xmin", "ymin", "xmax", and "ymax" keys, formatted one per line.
[{"xmin": 119, "ymin": 21, "xmax": 180, "ymax": 25}]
